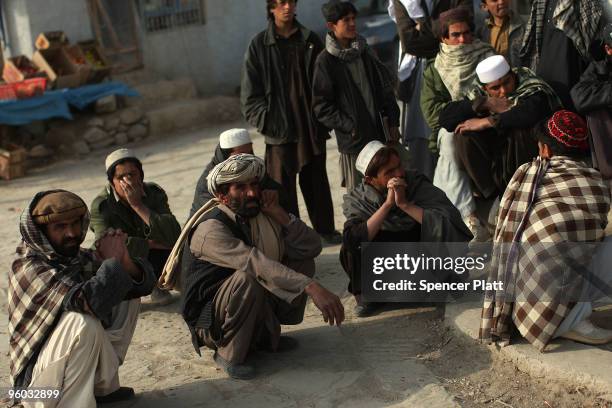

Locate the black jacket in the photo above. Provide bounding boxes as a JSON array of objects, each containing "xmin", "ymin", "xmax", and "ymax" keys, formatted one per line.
[
  {"xmin": 571, "ymin": 59, "xmax": 612, "ymax": 114},
  {"xmin": 312, "ymin": 47, "xmax": 400, "ymax": 155},
  {"xmin": 240, "ymin": 21, "xmax": 324, "ymax": 145}
]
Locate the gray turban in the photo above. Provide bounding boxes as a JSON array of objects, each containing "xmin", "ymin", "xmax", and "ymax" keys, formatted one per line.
[{"xmin": 207, "ymin": 153, "xmax": 266, "ymax": 196}]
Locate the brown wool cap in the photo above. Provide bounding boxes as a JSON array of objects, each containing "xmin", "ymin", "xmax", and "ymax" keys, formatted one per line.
[{"xmin": 31, "ymin": 191, "xmax": 87, "ymax": 225}]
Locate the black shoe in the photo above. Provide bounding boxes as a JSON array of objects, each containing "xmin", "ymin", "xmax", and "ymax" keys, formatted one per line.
[
  {"xmin": 95, "ymin": 387, "xmax": 135, "ymax": 403},
  {"xmin": 320, "ymin": 231, "xmax": 342, "ymax": 245},
  {"xmin": 213, "ymin": 351, "xmax": 256, "ymax": 380},
  {"xmin": 354, "ymin": 302, "xmax": 379, "ymax": 317}
]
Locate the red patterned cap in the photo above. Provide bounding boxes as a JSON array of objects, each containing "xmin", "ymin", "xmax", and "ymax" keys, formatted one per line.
[{"xmin": 546, "ymin": 110, "xmax": 589, "ymax": 150}]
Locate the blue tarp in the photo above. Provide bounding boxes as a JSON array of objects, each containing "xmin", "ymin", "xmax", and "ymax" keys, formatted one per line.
[{"xmin": 0, "ymin": 81, "xmax": 139, "ymax": 126}]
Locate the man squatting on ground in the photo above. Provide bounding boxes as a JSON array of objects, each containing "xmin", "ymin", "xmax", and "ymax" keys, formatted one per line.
[
  {"xmin": 439, "ymin": 54, "xmax": 561, "ymax": 198},
  {"xmin": 90, "ymin": 148, "xmax": 182, "ymax": 305},
  {"xmin": 480, "ymin": 110, "xmax": 612, "ymax": 350},
  {"xmin": 241, "ymin": 0, "xmax": 341, "ymax": 244},
  {"xmin": 341, "ymin": 141, "xmax": 472, "ymax": 316},
  {"xmin": 313, "ymin": 0, "xmax": 401, "ymax": 192},
  {"xmin": 419, "ymin": 6, "xmax": 495, "ymax": 242},
  {"xmin": 8, "ymin": 190, "xmax": 156, "ymax": 407},
  {"xmin": 181, "ymin": 154, "xmax": 344, "ymax": 379}
]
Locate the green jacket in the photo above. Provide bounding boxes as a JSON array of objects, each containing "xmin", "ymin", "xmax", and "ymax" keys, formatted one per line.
[
  {"xmin": 90, "ymin": 182, "xmax": 181, "ymax": 259},
  {"xmin": 420, "ymin": 60, "xmax": 451, "ymax": 153}
]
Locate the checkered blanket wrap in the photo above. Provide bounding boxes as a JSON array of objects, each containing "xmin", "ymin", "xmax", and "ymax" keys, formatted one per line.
[
  {"xmin": 520, "ymin": 0, "xmax": 603, "ymax": 69},
  {"xmin": 8, "ymin": 196, "xmax": 97, "ymax": 384},
  {"xmin": 480, "ymin": 157, "xmax": 610, "ymax": 351}
]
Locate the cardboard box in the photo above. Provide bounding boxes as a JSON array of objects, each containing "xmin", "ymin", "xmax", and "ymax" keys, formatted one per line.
[
  {"xmin": 78, "ymin": 40, "xmax": 111, "ymax": 83},
  {"xmin": 35, "ymin": 31, "xmax": 69, "ymax": 50},
  {"xmin": 0, "ymin": 144, "xmax": 27, "ymax": 180},
  {"xmin": 3, "ymin": 56, "xmax": 46, "ymax": 83},
  {"xmin": 32, "ymin": 47, "xmax": 89, "ymax": 89}
]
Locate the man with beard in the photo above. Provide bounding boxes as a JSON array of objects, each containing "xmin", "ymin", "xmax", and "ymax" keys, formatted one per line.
[
  {"xmin": 90, "ymin": 149, "xmax": 181, "ymax": 305},
  {"xmin": 8, "ymin": 190, "xmax": 156, "ymax": 407},
  {"xmin": 179, "ymin": 154, "xmax": 344, "ymax": 379},
  {"xmin": 313, "ymin": 0, "xmax": 401, "ymax": 192},
  {"xmin": 420, "ymin": 6, "xmax": 495, "ymax": 242},
  {"xmin": 241, "ymin": 0, "xmax": 340, "ymax": 245},
  {"xmin": 341, "ymin": 141, "xmax": 471, "ymax": 316},
  {"xmin": 438, "ymin": 55, "xmax": 561, "ymax": 198},
  {"xmin": 189, "ymin": 128, "xmax": 289, "ymax": 220}
]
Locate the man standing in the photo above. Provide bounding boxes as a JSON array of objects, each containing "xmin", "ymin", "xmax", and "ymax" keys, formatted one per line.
[
  {"xmin": 90, "ymin": 148, "xmax": 181, "ymax": 305},
  {"xmin": 341, "ymin": 141, "xmax": 471, "ymax": 316},
  {"xmin": 180, "ymin": 154, "xmax": 344, "ymax": 379},
  {"xmin": 520, "ymin": 0, "xmax": 604, "ymax": 111},
  {"xmin": 420, "ymin": 6, "xmax": 495, "ymax": 241},
  {"xmin": 313, "ymin": 0, "xmax": 401, "ymax": 192},
  {"xmin": 480, "ymin": 111, "xmax": 612, "ymax": 350},
  {"xmin": 476, "ymin": 0, "xmax": 525, "ymax": 67},
  {"xmin": 241, "ymin": 0, "xmax": 340, "ymax": 245},
  {"xmin": 439, "ymin": 55, "xmax": 561, "ymax": 198},
  {"xmin": 9, "ymin": 190, "xmax": 156, "ymax": 407}
]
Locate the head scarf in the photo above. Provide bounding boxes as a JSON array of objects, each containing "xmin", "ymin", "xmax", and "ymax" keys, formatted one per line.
[
  {"xmin": 206, "ymin": 154, "xmax": 266, "ymax": 196},
  {"xmin": 9, "ymin": 190, "xmax": 96, "ymax": 385}
]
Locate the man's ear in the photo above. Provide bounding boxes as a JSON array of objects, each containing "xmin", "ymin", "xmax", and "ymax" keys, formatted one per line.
[{"xmin": 326, "ymin": 21, "xmax": 335, "ymax": 32}]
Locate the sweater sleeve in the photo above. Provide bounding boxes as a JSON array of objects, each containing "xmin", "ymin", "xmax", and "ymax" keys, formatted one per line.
[
  {"xmin": 571, "ymin": 62, "xmax": 612, "ymax": 113},
  {"xmin": 439, "ymin": 99, "xmax": 478, "ymax": 132},
  {"xmin": 496, "ymin": 91, "xmax": 554, "ymax": 130}
]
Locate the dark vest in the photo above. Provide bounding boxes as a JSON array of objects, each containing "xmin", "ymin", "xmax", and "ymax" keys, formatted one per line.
[{"xmin": 180, "ymin": 207, "xmax": 252, "ymax": 352}]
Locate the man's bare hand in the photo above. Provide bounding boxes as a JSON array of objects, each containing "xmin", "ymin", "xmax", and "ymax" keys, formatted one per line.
[
  {"xmin": 388, "ymin": 177, "xmax": 408, "ymax": 207},
  {"xmin": 120, "ymin": 178, "xmax": 144, "ymax": 208},
  {"xmin": 485, "ymin": 96, "xmax": 511, "ymax": 114},
  {"xmin": 305, "ymin": 282, "xmax": 345, "ymax": 326},
  {"xmin": 455, "ymin": 117, "xmax": 493, "ymax": 134},
  {"xmin": 261, "ymin": 190, "xmax": 281, "ymax": 214},
  {"xmin": 95, "ymin": 229, "xmax": 128, "ymax": 261},
  {"xmin": 383, "ymin": 183, "xmax": 396, "ymax": 209}
]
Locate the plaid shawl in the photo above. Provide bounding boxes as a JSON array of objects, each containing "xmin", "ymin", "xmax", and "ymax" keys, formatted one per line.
[
  {"xmin": 466, "ymin": 67, "xmax": 561, "ymax": 110},
  {"xmin": 520, "ymin": 0, "xmax": 603, "ymax": 69},
  {"xmin": 480, "ymin": 157, "xmax": 610, "ymax": 351},
  {"xmin": 8, "ymin": 191, "xmax": 98, "ymax": 384},
  {"xmin": 434, "ymin": 40, "xmax": 495, "ymax": 100}
]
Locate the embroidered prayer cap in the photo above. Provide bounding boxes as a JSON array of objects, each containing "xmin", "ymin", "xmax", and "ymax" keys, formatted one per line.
[
  {"xmin": 476, "ymin": 55, "xmax": 510, "ymax": 84},
  {"xmin": 31, "ymin": 190, "xmax": 87, "ymax": 225},
  {"xmin": 219, "ymin": 128, "xmax": 252, "ymax": 149},
  {"xmin": 322, "ymin": 0, "xmax": 357, "ymax": 23},
  {"xmin": 105, "ymin": 148, "xmax": 139, "ymax": 172},
  {"xmin": 356, "ymin": 141, "xmax": 385, "ymax": 175},
  {"xmin": 207, "ymin": 154, "xmax": 266, "ymax": 196},
  {"xmin": 546, "ymin": 110, "xmax": 589, "ymax": 150}
]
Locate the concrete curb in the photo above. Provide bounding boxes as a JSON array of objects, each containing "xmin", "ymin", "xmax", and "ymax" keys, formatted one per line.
[{"xmin": 445, "ymin": 301, "xmax": 612, "ymax": 398}]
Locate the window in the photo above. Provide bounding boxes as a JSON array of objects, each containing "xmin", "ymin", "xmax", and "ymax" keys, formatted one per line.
[{"xmin": 139, "ymin": 0, "xmax": 206, "ymax": 32}]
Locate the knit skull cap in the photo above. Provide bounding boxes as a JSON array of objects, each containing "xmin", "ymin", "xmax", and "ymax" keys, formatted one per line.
[
  {"xmin": 546, "ymin": 110, "xmax": 589, "ymax": 150},
  {"xmin": 219, "ymin": 128, "xmax": 252, "ymax": 149},
  {"xmin": 476, "ymin": 55, "xmax": 511, "ymax": 84},
  {"xmin": 31, "ymin": 191, "xmax": 87, "ymax": 225},
  {"xmin": 356, "ymin": 141, "xmax": 385, "ymax": 175},
  {"xmin": 105, "ymin": 148, "xmax": 139, "ymax": 172}
]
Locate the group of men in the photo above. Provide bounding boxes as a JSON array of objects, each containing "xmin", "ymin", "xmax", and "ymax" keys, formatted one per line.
[{"xmin": 6, "ymin": 0, "xmax": 612, "ymax": 406}]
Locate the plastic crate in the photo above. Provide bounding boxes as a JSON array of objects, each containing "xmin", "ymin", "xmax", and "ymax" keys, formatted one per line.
[
  {"xmin": 0, "ymin": 83, "xmax": 17, "ymax": 100},
  {"xmin": 13, "ymin": 77, "xmax": 47, "ymax": 99}
]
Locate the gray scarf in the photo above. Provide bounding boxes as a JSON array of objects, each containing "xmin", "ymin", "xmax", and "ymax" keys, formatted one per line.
[{"xmin": 325, "ymin": 33, "xmax": 368, "ymax": 62}]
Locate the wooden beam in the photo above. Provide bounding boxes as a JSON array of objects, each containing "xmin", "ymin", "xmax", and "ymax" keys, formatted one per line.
[{"xmin": 94, "ymin": 0, "xmax": 123, "ymax": 50}]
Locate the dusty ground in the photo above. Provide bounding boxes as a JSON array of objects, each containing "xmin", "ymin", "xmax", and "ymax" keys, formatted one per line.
[{"xmin": 0, "ymin": 123, "xmax": 610, "ymax": 407}]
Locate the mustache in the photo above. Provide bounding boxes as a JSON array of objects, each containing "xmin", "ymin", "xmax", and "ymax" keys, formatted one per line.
[{"xmin": 61, "ymin": 237, "xmax": 80, "ymax": 246}]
